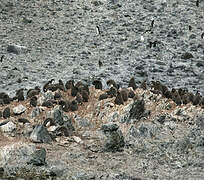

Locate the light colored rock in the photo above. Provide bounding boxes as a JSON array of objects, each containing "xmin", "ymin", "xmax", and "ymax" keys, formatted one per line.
[
  {"xmin": 7, "ymin": 44, "xmax": 29, "ymax": 54},
  {"xmin": 13, "ymin": 104, "xmax": 26, "ymax": 115},
  {"xmin": 0, "ymin": 121, "xmax": 16, "ymax": 133}
]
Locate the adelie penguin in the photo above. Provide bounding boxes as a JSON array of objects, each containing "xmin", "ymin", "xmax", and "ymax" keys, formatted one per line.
[
  {"xmin": 43, "ymin": 79, "xmax": 55, "ymax": 92},
  {"xmin": 128, "ymin": 77, "xmax": 137, "ymax": 90},
  {"xmin": 14, "ymin": 88, "xmax": 24, "ymax": 101},
  {"xmin": 151, "ymin": 19, "xmax": 154, "ymax": 28},
  {"xmin": 0, "ymin": 55, "xmax": 4, "ymax": 62},
  {"xmin": 30, "ymin": 96, "xmax": 37, "ymax": 107},
  {"xmin": 93, "ymin": 80, "xmax": 103, "ymax": 90},
  {"xmin": 196, "ymin": 0, "xmax": 199, "ymax": 7},
  {"xmin": 106, "ymin": 80, "xmax": 119, "ymax": 89},
  {"xmin": 65, "ymin": 80, "xmax": 74, "ymax": 90},
  {"xmin": 201, "ymin": 32, "xmax": 204, "ymax": 39},
  {"xmin": 27, "ymin": 86, "xmax": 40, "ymax": 99},
  {"xmin": 98, "ymin": 60, "xmax": 103, "ymax": 68},
  {"xmin": 120, "ymin": 89, "xmax": 128, "ymax": 102},
  {"xmin": 70, "ymin": 100, "xmax": 78, "ymax": 111},
  {"xmin": 114, "ymin": 92, "xmax": 124, "ymax": 105}
]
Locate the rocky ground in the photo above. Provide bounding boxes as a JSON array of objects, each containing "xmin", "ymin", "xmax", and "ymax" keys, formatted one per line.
[
  {"xmin": 0, "ymin": 0, "xmax": 204, "ymax": 179},
  {"xmin": 0, "ymin": 0, "xmax": 204, "ymax": 96},
  {"xmin": 0, "ymin": 77, "xmax": 204, "ymax": 179}
]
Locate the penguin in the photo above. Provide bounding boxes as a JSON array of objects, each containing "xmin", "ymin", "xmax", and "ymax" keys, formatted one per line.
[
  {"xmin": 151, "ymin": 19, "xmax": 154, "ymax": 28},
  {"xmin": 99, "ymin": 93, "xmax": 109, "ymax": 101},
  {"xmin": 93, "ymin": 80, "xmax": 103, "ymax": 90},
  {"xmin": 201, "ymin": 32, "xmax": 204, "ymax": 39},
  {"xmin": 65, "ymin": 80, "xmax": 74, "ymax": 90},
  {"xmin": 140, "ymin": 80, "xmax": 147, "ymax": 90},
  {"xmin": 30, "ymin": 96, "xmax": 37, "ymax": 107},
  {"xmin": 81, "ymin": 90, "xmax": 89, "ymax": 102},
  {"xmin": 70, "ymin": 100, "xmax": 78, "ymax": 111},
  {"xmin": 71, "ymin": 86, "xmax": 78, "ymax": 97},
  {"xmin": 120, "ymin": 89, "xmax": 128, "ymax": 102},
  {"xmin": 98, "ymin": 60, "xmax": 103, "ymax": 68},
  {"xmin": 15, "ymin": 88, "xmax": 24, "ymax": 101},
  {"xmin": 43, "ymin": 79, "xmax": 54, "ymax": 92},
  {"xmin": 196, "ymin": 0, "xmax": 199, "ymax": 7},
  {"xmin": 107, "ymin": 86, "xmax": 118, "ymax": 97},
  {"xmin": 59, "ymin": 100, "xmax": 70, "ymax": 112},
  {"xmin": 114, "ymin": 92, "xmax": 124, "ymax": 105},
  {"xmin": 76, "ymin": 93, "xmax": 83, "ymax": 104},
  {"xmin": 128, "ymin": 77, "xmax": 137, "ymax": 90},
  {"xmin": 106, "ymin": 79, "xmax": 119, "ymax": 89},
  {"xmin": 58, "ymin": 79, "xmax": 65, "ymax": 91},
  {"xmin": 171, "ymin": 89, "xmax": 182, "ymax": 105},
  {"xmin": 27, "ymin": 86, "xmax": 40, "ymax": 99},
  {"xmin": 128, "ymin": 89, "xmax": 135, "ymax": 98},
  {"xmin": 0, "ymin": 55, "xmax": 4, "ymax": 62}
]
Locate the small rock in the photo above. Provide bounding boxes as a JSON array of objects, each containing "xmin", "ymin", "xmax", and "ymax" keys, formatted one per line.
[
  {"xmin": 47, "ymin": 106, "xmax": 64, "ymax": 126},
  {"xmin": 129, "ymin": 98, "xmax": 145, "ymax": 120},
  {"xmin": 181, "ymin": 52, "xmax": 194, "ymax": 59},
  {"xmin": 101, "ymin": 123, "xmax": 124, "ymax": 152},
  {"xmin": 7, "ymin": 44, "xmax": 29, "ymax": 54},
  {"xmin": 27, "ymin": 147, "xmax": 47, "ymax": 166},
  {"xmin": 30, "ymin": 124, "xmax": 52, "ymax": 143},
  {"xmin": 13, "ymin": 104, "xmax": 26, "ymax": 115},
  {"xmin": 0, "ymin": 121, "xmax": 16, "ymax": 133},
  {"xmin": 3, "ymin": 107, "xmax": 10, "ymax": 119}
]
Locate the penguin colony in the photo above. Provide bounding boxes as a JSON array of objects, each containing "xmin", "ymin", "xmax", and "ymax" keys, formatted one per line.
[{"xmin": 0, "ymin": 77, "xmax": 204, "ymax": 120}]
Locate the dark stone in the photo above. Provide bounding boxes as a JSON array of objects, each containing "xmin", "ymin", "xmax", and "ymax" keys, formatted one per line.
[
  {"xmin": 42, "ymin": 100, "xmax": 54, "ymax": 108},
  {"xmin": 157, "ymin": 115, "xmax": 166, "ymax": 124},
  {"xmin": 101, "ymin": 123, "xmax": 125, "ymax": 152},
  {"xmin": 181, "ymin": 52, "xmax": 194, "ymax": 59},
  {"xmin": 129, "ymin": 99, "xmax": 145, "ymax": 120},
  {"xmin": 128, "ymin": 77, "xmax": 137, "ymax": 90},
  {"xmin": 27, "ymin": 148, "xmax": 47, "ymax": 166},
  {"xmin": 101, "ymin": 123, "xmax": 119, "ymax": 132},
  {"xmin": 30, "ymin": 96, "xmax": 37, "ymax": 107},
  {"xmin": 99, "ymin": 93, "xmax": 109, "ymax": 100},
  {"xmin": 114, "ymin": 92, "xmax": 124, "ymax": 105},
  {"xmin": 30, "ymin": 124, "xmax": 52, "ymax": 143},
  {"xmin": 18, "ymin": 118, "xmax": 30, "ymax": 124},
  {"xmin": 3, "ymin": 107, "xmax": 10, "ymax": 119},
  {"xmin": 93, "ymin": 80, "xmax": 103, "ymax": 90}
]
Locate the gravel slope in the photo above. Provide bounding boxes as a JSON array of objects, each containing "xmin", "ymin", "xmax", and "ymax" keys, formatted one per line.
[{"xmin": 0, "ymin": 0, "xmax": 204, "ymax": 95}]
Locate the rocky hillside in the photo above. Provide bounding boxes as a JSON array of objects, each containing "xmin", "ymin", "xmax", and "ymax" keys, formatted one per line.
[{"xmin": 0, "ymin": 77, "xmax": 204, "ymax": 179}]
